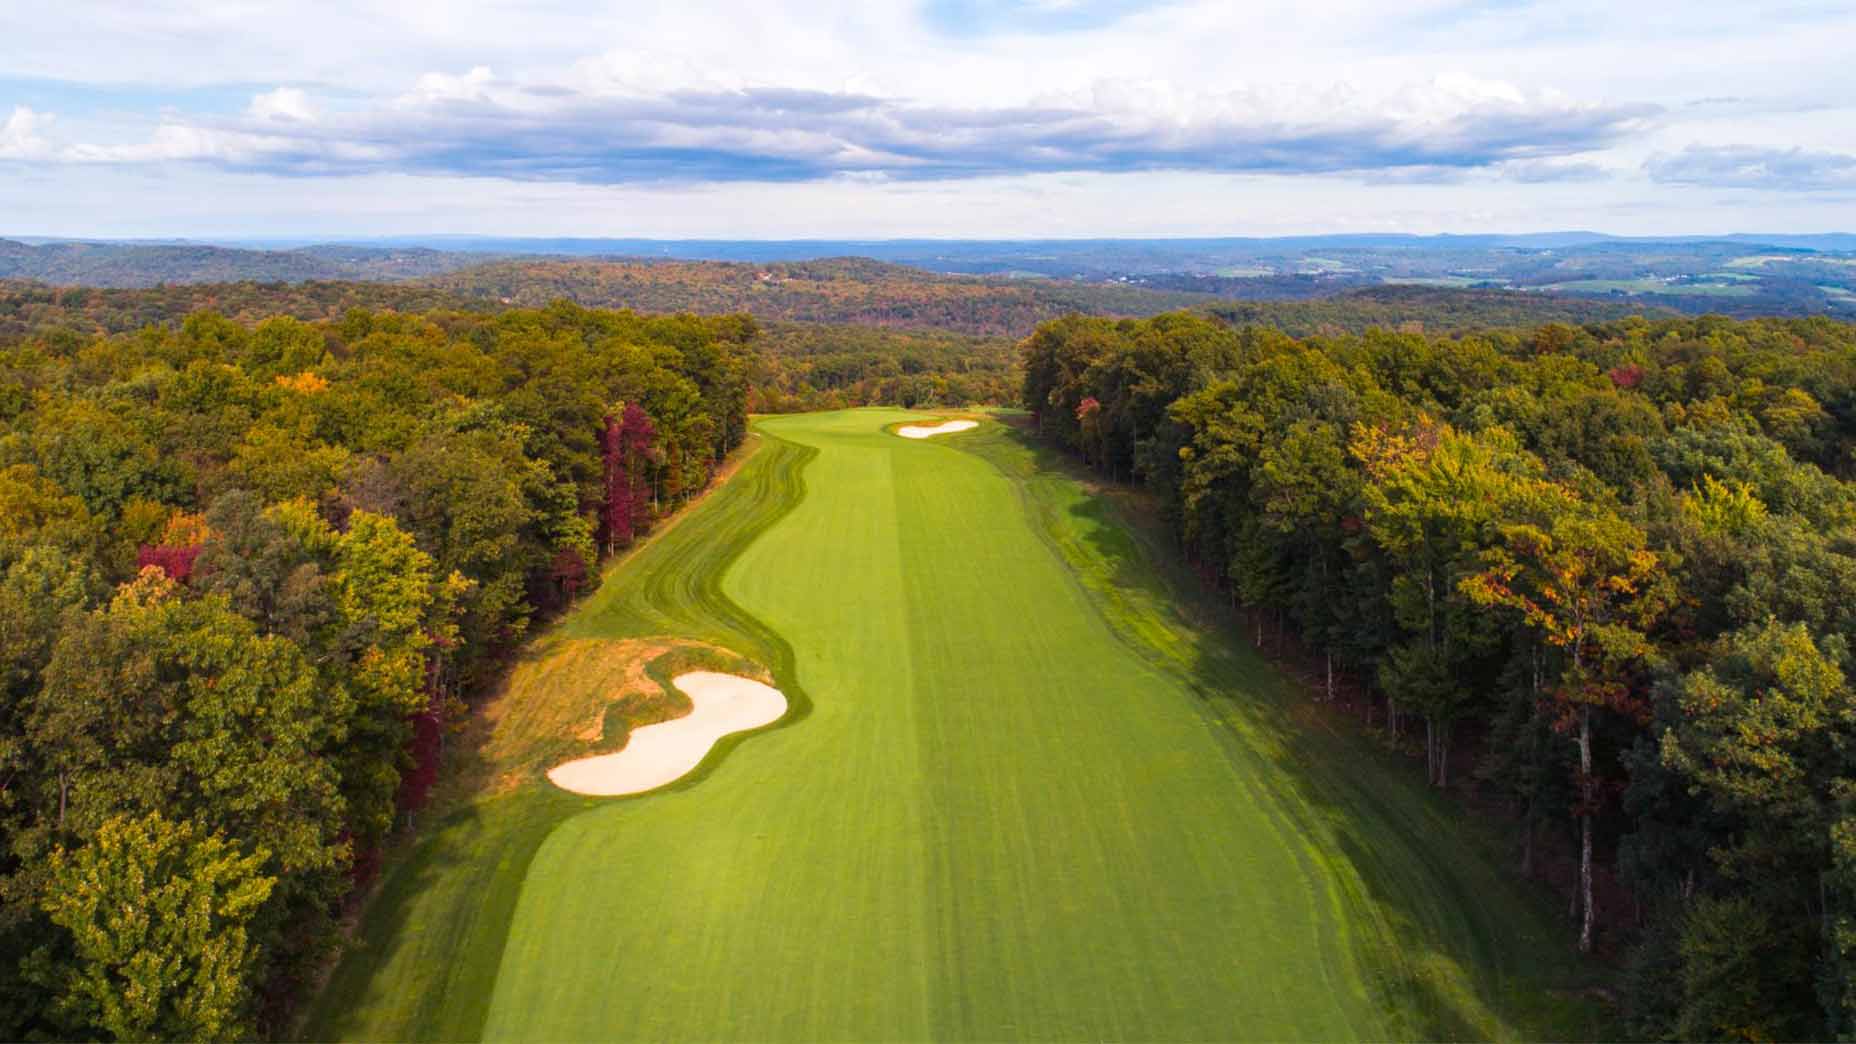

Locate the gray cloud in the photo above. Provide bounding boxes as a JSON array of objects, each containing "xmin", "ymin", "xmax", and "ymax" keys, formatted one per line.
[
  {"xmin": 1646, "ymin": 144, "xmax": 1856, "ymax": 191},
  {"xmin": 16, "ymin": 75, "xmax": 1662, "ymax": 186},
  {"xmin": 1499, "ymin": 158, "xmax": 1611, "ymax": 183}
]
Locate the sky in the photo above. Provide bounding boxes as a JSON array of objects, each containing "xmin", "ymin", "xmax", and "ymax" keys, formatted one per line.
[{"xmin": 1, "ymin": 0, "xmax": 1853, "ymax": 239}]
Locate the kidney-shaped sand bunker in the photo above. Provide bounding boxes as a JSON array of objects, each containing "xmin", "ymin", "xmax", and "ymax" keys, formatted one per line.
[
  {"xmin": 547, "ymin": 671, "xmax": 787, "ymax": 796},
  {"xmin": 896, "ymin": 419, "xmax": 978, "ymax": 439}
]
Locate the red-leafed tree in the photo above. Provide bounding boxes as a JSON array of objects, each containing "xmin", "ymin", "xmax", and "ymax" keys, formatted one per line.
[
  {"xmin": 393, "ymin": 651, "xmax": 447, "ymax": 817},
  {"xmin": 548, "ymin": 546, "xmax": 588, "ymax": 607},
  {"xmin": 135, "ymin": 543, "xmax": 203, "ymax": 583},
  {"xmin": 602, "ymin": 403, "xmax": 659, "ymax": 553},
  {"xmin": 601, "ymin": 413, "xmax": 628, "ymax": 552},
  {"xmin": 1075, "ymin": 396, "xmax": 1103, "ymax": 469}
]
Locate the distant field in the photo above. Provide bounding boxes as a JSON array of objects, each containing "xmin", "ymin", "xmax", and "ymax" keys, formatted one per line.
[
  {"xmin": 307, "ymin": 410, "xmax": 1603, "ymax": 1042},
  {"xmin": 1383, "ymin": 275, "xmax": 1497, "ymax": 288},
  {"xmin": 1544, "ymin": 277, "xmax": 1757, "ymax": 297}
]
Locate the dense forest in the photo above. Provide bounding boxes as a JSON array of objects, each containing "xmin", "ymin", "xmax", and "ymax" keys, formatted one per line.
[
  {"xmin": 9, "ymin": 237, "xmax": 1853, "ymax": 323},
  {"xmin": 0, "ymin": 240, "xmax": 494, "ymax": 288},
  {"xmin": 427, "ymin": 257, "xmax": 1664, "ymax": 337},
  {"xmin": 1023, "ymin": 310, "xmax": 1856, "ymax": 1039},
  {"xmin": 0, "ymin": 280, "xmax": 485, "ymax": 342},
  {"xmin": 4, "ymin": 274, "xmax": 1650, "ymax": 347},
  {"xmin": 751, "ymin": 322, "xmax": 1018, "ymax": 411},
  {"xmin": 1207, "ymin": 284, "xmax": 1660, "ymax": 337},
  {"xmin": 423, "ymin": 257, "xmax": 1219, "ymax": 335},
  {"xmin": 10, "ymin": 278, "xmax": 1856, "ymax": 1038},
  {"xmin": 0, "ymin": 301, "xmax": 756, "ymax": 1038}
]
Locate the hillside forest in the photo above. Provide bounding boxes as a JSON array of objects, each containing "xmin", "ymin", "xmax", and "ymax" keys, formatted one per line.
[
  {"xmin": 6, "ymin": 235, "xmax": 1854, "ymax": 321},
  {"xmin": 3, "ymin": 282, "xmax": 1856, "ymax": 1038}
]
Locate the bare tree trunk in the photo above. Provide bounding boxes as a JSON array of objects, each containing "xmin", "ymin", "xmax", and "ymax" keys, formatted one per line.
[
  {"xmin": 1325, "ymin": 652, "xmax": 1334, "ymax": 702},
  {"xmin": 1580, "ymin": 815, "xmax": 1595, "ymax": 948},
  {"xmin": 1579, "ymin": 703, "xmax": 1595, "ymax": 953}
]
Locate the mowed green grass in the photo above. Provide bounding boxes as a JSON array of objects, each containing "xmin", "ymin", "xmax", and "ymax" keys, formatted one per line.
[
  {"xmin": 302, "ymin": 433, "xmax": 811, "ymax": 1042},
  {"xmin": 959, "ymin": 418, "xmax": 1601, "ymax": 1039},
  {"xmin": 476, "ymin": 410, "xmax": 1596, "ymax": 1041},
  {"xmin": 308, "ymin": 409, "xmax": 1602, "ymax": 1041}
]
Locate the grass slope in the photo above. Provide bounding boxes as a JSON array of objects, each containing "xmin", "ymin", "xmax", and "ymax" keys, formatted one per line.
[{"xmin": 469, "ymin": 410, "xmax": 1598, "ymax": 1041}]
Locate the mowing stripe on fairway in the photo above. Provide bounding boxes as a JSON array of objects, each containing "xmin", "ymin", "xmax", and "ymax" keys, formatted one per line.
[
  {"xmin": 312, "ymin": 410, "xmax": 1601, "ymax": 1042},
  {"xmin": 482, "ymin": 410, "xmax": 1371, "ymax": 1040}
]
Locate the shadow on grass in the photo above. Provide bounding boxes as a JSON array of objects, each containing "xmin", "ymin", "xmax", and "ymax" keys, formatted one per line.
[
  {"xmin": 963, "ymin": 419, "xmax": 1610, "ymax": 1042},
  {"xmin": 304, "ymin": 428, "xmax": 824, "ymax": 1042},
  {"xmin": 302, "ymin": 787, "xmax": 592, "ymax": 1042}
]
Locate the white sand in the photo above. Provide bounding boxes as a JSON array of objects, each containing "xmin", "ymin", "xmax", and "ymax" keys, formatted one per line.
[
  {"xmin": 547, "ymin": 672, "xmax": 787, "ymax": 796},
  {"xmin": 897, "ymin": 419, "xmax": 978, "ymax": 439}
]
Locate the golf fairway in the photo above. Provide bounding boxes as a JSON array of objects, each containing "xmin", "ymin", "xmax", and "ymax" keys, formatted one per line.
[{"xmin": 311, "ymin": 409, "xmax": 1600, "ymax": 1042}]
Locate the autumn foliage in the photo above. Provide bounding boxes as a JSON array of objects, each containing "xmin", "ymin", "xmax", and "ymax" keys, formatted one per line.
[
  {"xmin": 0, "ymin": 299, "xmax": 752, "ymax": 1040},
  {"xmin": 1024, "ymin": 309, "xmax": 1856, "ymax": 1036}
]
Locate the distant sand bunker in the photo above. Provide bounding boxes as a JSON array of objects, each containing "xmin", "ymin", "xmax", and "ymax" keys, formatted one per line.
[
  {"xmin": 897, "ymin": 419, "xmax": 978, "ymax": 439},
  {"xmin": 547, "ymin": 672, "xmax": 787, "ymax": 796}
]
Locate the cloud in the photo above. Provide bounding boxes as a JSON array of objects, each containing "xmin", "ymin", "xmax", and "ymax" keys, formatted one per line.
[
  {"xmin": 1646, "ymin": 144, "xmax": 1856, "ymax": 191},
  {"xmin": 249, "ymin": 87, "xmax": 318, "ymax": 123},
  {"xmin": 1498, "ymin": 157, "xmax": 1611, "ymax": 183},
  {"xmin": 5, "ymin": 71, "xmax": 1658, "ymax": 186},
  {"xmin": 0, "ymin": 106, "xmax": 54, "ymax": 159},
  {"xmin": 4, "ymin": 0, "xmax": 1855, "ymax": 238},
  {"xmin": 60, "ymin": 122, "xmax": 390, "ymax": 169}
]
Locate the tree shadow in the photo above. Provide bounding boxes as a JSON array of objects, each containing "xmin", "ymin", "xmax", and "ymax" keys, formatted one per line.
[
  {"xmin": 303, "ymin": 785, "xmax": 591, "ymax": 1042},
  {"xmin": 967, "ymin": 421, "xmax": 1608, "ymax": 1041}
]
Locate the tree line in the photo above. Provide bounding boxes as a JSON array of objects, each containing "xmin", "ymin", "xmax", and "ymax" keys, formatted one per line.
[
  {"xmin": 748, "ymin": 321, "xmax": 1018, "ymax": 412},
  {"xmin": 0, "ymin": 300, "xmax": 751, "ymax": 1039},
  {"xmin": 1024, "ymin": 310, "xmax": 1856, "ymax": 1040},
  {"xmin": 0, "ymin": 285, "xmax": 1019, "ymax": 412}
]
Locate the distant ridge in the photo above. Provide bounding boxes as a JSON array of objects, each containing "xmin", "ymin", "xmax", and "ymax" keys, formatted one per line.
[
  {"xmin": 201, "ymin": 231, "xmax": 1856, "ymax": 255},
  {"xmin": 0, "ymin": 238, "xmax": 498, "ymax": 286},
  {"xmin": 1, "ymin": 232, "xmax": 1850, "ymax": 321}
]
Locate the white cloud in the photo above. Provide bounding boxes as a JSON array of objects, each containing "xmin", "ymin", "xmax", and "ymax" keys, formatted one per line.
[
  {"xmin": 0, "ymin": 106, "xmax": 54, "ymax": 159},
  {"xmin": 249, "ymin": 87, "xmax": 317, "ymax": 123},
  {"xmin": 406, "ymin": 66, "xmax": 497, "ymax": 104}
]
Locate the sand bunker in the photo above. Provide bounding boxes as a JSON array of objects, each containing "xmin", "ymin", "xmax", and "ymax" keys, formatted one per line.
[
  {"xmin": 897, "ymin": 419, "xmax": 978, "ymax": 439},
  {"xmin": 547, "ymin": 672, "xmax": 787, "ymax": 796}
]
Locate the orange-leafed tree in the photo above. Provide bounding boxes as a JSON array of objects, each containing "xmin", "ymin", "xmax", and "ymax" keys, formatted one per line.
[{"xmin": 1461, "ymin": 500, "xmax": 1671, "ymax": 952}]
